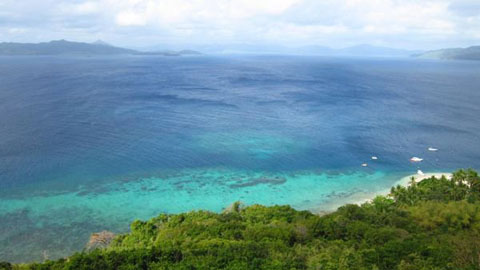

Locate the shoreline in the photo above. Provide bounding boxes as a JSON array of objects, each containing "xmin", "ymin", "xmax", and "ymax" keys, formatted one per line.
[
  {"xmin": 354, "ymin": 172, "xmax": 453, "ymax": 205},
  {"xmin": 313, "ymin": 172, "xmax": 453, "ymax": 213},
  {"xmin": 395, "ymin": 172, "xmax": 453, "ymax": 187},
  {"xmin": 0, "ymin": 170, "xmax": 454, "ymax": 262},
  {"xmin": 357, "ymin": 172, "xmax": 453, "ymax": 205}
]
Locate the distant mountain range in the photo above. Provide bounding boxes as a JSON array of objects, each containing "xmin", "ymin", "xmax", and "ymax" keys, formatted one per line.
[
  {"xmin": 2, "ymin": 40, "xmax": 479, "ymax": 60},
  {"xmin": 0, "ymin": 40, "xmax": 201, "ymax": 56},
  {"xmin": 297, "ymin": 44, "xmax": 422, "ymax": 57},
  {"xmin": 416, "ymin": 46, "xmax": 480, "ymax": 61},
  {"xmin": 167, "ymin": 43, "xmax": 421, "ymax": 57}
]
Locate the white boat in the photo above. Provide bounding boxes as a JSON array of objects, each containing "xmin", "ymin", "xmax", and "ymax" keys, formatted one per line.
[
  {"xmin": 371, "ymin": 156, "xmax": 378, "ymax": 160},
  {"xmin": 417, "ymin": 170, "xmax": 424, "ymax": 176},
  {"xmin": 428, "ymin": 147, "xmax": 438, "ymax": 152},
  {"xmin": 410, "ymin": 157, "xmax": 423, "ymax": 162},
  {"xmin": 361, "ymin": 163, "xmax": 368, "ymax": 167}
]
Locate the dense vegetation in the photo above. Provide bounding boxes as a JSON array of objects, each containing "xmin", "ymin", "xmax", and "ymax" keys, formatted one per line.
[{"xmin": 3, "ymin": 169, "xmax": 480, "ymax": 270}]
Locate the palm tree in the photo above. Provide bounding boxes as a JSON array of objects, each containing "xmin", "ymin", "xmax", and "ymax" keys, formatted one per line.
[{"xmin": 409, "ymin": 176, "xmax": 417, "ymax": 187}]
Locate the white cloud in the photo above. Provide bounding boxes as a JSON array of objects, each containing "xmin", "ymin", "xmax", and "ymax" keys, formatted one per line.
[
  {"xmin": 72, "ymin": 2, "xmax": 100, "ymax": 15},
  {"xmin": 262, "ymin": 23, "xmax": 348, "ymax": 43},
  {"xmin": 115, "ymin": 11, "xmax": 147, "ymax": 26},
  {"xmin": 109, "ymin": 0, "xmax": 301, "ymax": 26},
  {"xmin": 0, "ymin": 0, "xmax": 479, "ymax": 49},
  {"xmin": 7, "ymin": 28, "xmax": 27, "ymax": 34}
]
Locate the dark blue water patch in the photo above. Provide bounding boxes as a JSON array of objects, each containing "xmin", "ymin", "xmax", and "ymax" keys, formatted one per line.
[
  {"xmin": 229, "ymin": 176, "xmax": 287, "ymax": 188},
  {"xmin": 127, "ymin": 93, "xmax": 238, "ymax": 108},
  {"xmin": 1, "ymin": 55, "xmax": 480, "ymax": 191}
]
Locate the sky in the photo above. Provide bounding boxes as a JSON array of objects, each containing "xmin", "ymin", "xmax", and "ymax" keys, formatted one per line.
[{"xmin": 0, "ymin": 0, "xmax": 479, "ymax": 50}]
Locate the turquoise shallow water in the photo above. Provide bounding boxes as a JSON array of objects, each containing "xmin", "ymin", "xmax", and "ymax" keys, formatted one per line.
[
  {"xmin": 0, "ymin": 167, "xmax": 444, "ymax": 262},
  {"xmin": 0, "ymin": 168, "xmax": 402, "ymax": 262},
  {"xmin": 1, "ymin": 55, "xmax": 480, "ymax": 262},
  {"xmin": 1, "ymin": 169, "xmax": 394, "ymax": 217}
]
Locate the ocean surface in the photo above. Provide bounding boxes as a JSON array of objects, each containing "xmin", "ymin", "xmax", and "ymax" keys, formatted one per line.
[{"xmin": 1, "ymin": 55, "xmax": 480, "ymax": 262}]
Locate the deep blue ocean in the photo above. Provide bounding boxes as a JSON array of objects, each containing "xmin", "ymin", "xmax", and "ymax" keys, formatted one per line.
[{"xmin": 1, "ymin": 55, "xmax": 480, "ymax": 262}]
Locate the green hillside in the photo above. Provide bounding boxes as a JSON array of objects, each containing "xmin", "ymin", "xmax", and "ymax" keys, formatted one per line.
[
  {"xmin": 417, "ymin": 46, "xmax": 480, "ymax": 61},
  {"xmin": 0, "ymin": 40, "xmax": 201, "ymax": 56},
  {"xmin": 3, "ymin": 169, "xmax": 480, "ymax": 270},
  {"xmin": 0, "ymin": 40, "xmax": 136, "ymax": 55}
]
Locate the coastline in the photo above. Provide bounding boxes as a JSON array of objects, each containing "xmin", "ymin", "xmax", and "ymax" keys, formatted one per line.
[
  {"xmin": 0, "ymin": 170, "xmax": 454, "ymax": 262},
  {"xmin": 357, "ymin": 172, "xmax": 453, "ymax": 205},
  {"xmin": 314, "ymin": 172, "xmax": 453, "ymax": 213},
  {"xmin": 395, "ymin": 172, "xmax": 453, "ymax": 187}
]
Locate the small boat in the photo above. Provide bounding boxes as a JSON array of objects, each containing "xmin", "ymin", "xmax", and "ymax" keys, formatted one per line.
[
  {"xmin": 361, "ymin": 163, "xmax": 368, "ymax": 167},
  {"xmin": 428, "ymin": 147, "xmax": 438, "ymax": 152},
  {"xmin": 410, "ymin": 157, "xmax": 423, "ymax": 162},
  {"xmin": 371, "ymin": 156, "xmax": 378, "ymax": 160},
  {"xmin": 417, "ymin": 170, "xmax": 424, "ymax": 176}
]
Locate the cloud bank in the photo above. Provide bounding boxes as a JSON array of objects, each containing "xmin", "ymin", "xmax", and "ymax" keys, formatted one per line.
[{"xmin": 0, "ymin": 0, "xmax": 479, "ymax": 49}]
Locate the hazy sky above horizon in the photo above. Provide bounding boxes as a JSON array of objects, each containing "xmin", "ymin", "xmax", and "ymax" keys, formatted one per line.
[{"xmin": 0, "ymin": 0, "xmax": 479, "ymax": 50}]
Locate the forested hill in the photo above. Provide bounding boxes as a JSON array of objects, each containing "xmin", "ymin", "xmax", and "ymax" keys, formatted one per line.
[
  {"xmin": 417, "ymin": 46, "xmax": 480, "ymax": 61},
  {"xmin": 0, "ymin": 40, "xmax": 136, "ymax": 55},
  {"xmin": 3, "ymin": 169, "xmax": 480, "ymax": 270},
  {"xmin": 0, "ymin": 40, "xmax": 201, "ymax": 56}
]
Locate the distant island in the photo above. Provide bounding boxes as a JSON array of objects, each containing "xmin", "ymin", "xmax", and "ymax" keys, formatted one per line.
[
  {"xmin": 416, "ymin": 45, "xmax": 480, "ymax": 61},
  {"xmin": 0, "ymin": 40, "xmax": 201, "ymax": 56}
]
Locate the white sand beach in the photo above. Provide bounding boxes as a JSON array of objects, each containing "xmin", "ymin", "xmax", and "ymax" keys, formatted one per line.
[
  {"xmin": 356, "ymin": 172, "xmax": 453, "ymax": 206},
  {"xmin": 395, "ymin": 172, "xmax": 453, "ymax": 187},
  {"xmin": 314, "ymin": 172, "xmax": 453, "ymax": 213}
]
